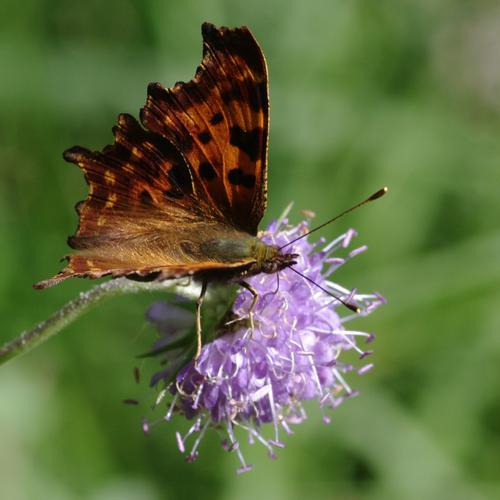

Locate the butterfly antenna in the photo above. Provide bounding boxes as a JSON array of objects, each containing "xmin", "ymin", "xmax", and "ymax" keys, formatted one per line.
[
  {"xmin": 288, "ymin": 266, "xmax": 360, "ymax": 313},
  {"xmin": 279, "ymin": 187, "xmax": 388, "ymax": 250}
]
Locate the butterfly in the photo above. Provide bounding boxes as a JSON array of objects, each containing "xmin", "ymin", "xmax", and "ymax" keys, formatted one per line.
[{"xmin": 34, "ymin": 22, "xmax": 298, "ymax": 358}]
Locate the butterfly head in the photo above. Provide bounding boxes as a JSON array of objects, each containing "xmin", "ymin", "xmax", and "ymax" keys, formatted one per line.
[
  {"xmin": 253, "ymin": 240, "xmax": 298, "ymax": 274},
  {"xmin": 261, "ymin": 250, "xmax": 298, "ymax": 274}
]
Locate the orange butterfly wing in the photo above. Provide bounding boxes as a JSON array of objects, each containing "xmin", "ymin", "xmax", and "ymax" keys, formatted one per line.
[
  {"xmin": 34, "ymin": 23, "xmax": 269, "ymax": 289},
  {"xmin": 141, "ymin": 22, "xmax": 269, "ymax": 234}
]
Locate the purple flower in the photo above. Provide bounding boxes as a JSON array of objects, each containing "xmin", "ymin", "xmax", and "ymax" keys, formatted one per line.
[{"xmin": 146, "ymin": 215, "xmax": 384, "ymax": 473}]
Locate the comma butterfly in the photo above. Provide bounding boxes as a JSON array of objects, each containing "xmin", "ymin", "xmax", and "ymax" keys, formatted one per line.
[{"xmin": 34, "ymin": 23, "xmax": 298, "ymax": 357}]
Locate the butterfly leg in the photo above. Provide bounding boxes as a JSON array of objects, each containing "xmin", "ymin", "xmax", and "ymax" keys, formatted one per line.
[
  {"xmin": 238, "ymin": 281, "xmax": 258, "ymax": 333},
  {"xmin": 194, "ymin": 281, "xmax": 208, "ymax": 361}
]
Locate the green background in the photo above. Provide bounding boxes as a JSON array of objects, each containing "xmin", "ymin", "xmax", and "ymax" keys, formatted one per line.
[{"xmin": 1, "ymin": 1, "xmax": 499, "ymax": 499}]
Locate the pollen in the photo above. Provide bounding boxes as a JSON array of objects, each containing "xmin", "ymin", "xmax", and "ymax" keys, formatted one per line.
[
  {"xmin": 97, "ymin": 215, "xmax": 106, "ymax": 226},
  {"xmin": 104, "ymin": 170, "xmax": 116, "ymax": 185}
]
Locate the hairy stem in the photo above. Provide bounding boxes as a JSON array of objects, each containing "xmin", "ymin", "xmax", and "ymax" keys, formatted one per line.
[{"xmin": 0, "ymin": 278, "xmax": 191, "ymax": 367}]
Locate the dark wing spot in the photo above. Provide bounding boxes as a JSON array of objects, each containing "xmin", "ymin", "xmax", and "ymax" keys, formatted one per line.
[
  {"xmin": 210, "ymin": 112, "xmax": 223, "ymax": 125},
  {"xmin": 199, "ymin": 161, "xmax": 217, "ymax": 181},
  {"xmin": 221, "ymin": 85, "xmax": 243, "ymax": 105},
  {"xmin": 228, "ymin": 168, "xmax": 243, "ymax": 185},
  {"xmin": 168, "ymin": 163, "xmax": 192, "ymax": 190},
  {"xmin": 198, "ymin": 131, "xmax": 212, "ymax": 144},
  {"xmin": 229, "ymin": 126, "xmax": 262, "ymax": 162},
  {"xmin": 228, "ymin": 168, "xmax": 256, "ymax": 189},
  {"xmin": 140, "ymin": 190, "xmax": 154, "ymax": 206}
]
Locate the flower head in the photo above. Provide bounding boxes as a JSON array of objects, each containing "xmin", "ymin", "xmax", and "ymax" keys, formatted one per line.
[{"xmin": 146, "ymin": 215, "xmax": 384, "ymax": 473}]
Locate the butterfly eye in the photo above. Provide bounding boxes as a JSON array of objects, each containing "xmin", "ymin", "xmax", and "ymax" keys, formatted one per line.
[{"xmin": 262, "ymin": 261, "xmax": 278, "ymax": 274}]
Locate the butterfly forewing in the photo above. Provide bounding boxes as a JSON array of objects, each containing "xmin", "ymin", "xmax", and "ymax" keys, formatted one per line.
[
  {"xmin": 34, "ymin": 23, "xmax": 268, "ymax": 289},
  {"xmin": 141, "ymin": 22, "xmax": 269, "ymax": 234}
]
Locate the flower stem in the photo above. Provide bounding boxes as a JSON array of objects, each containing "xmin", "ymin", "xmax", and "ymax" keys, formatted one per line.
[{"xmin": 0, "ymin": 278, "xmax": 185, "ymax": 367}]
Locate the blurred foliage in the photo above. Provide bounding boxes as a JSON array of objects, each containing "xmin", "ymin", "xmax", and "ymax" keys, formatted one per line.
[{"xmin": 1, "ymin": 1, "xmax": 500, "ymax": 499}]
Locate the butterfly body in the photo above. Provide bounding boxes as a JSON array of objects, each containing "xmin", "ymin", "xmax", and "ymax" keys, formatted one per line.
[
  {"xmin": 195, "ymin": 237, "xmax": 297, "ymax": 282},
  {"xmin": 121, "ymin": 235, "xmax": 297, "ymax": 286}
]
